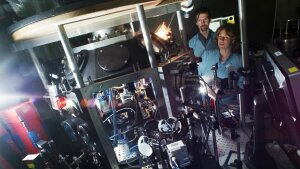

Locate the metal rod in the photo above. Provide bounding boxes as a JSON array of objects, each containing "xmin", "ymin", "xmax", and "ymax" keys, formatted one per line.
[
  {"xmin": 56, "ymin": 25, "xmax": 85, "ymax": 88},
  {"xmin": 279, "ymin": 21, "xmax": 282, "ymax": 37},
  {"xmin": 176, "ymin": 11, "xmax": 188, "ymax": 51},
  {"xmin": 238, "ymin": 0, "xmax": 249, "ymax": 125},
  {"xmin": 239, "ymin": 93, "xmax": 246, "ymax": 125},
  {"xmin": 28, "ymin": 48, "xmax": 49, "ymax": 90},
  {"xmin": 212, "ymin": 129, "xmax": 219, "ymax": 163},
  {"xmin": 238, "ymin": 0, "xmax": 249, "ymax": 71},
  {"xmin": 285, "ymin": 19, "xmax": 290, "ymax": 36},
  {"xmin": 129, "ymin": 22, "xmax": 136, "ymax": 32},
  {"xmin": 76, "ymin": 91, "xmax": 119, "ymax": 169},
  {"xmin": 253, "ymin": 94, "xmax": 266, "ymax": 161},
  {"xmin": 136, "ymin": 5, "xmax": 157, "ymax": 68},
  {"xmin": 237, "ymin": 140, "xmax": 241, "ymax": 161}
]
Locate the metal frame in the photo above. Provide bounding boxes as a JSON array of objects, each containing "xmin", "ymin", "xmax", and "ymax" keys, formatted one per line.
[
  {"xmin": 57, "ymin": 24, "xmax": 85, "ymax": 88},
  {"xmin": 136, "ymin": 5, "xmax": 157, "ymax": 68},
  {"xmin": 73, "ymin": 68, "xmax": 167, "ymax": 169},
  {"xmin": 79, "ymin": 68, "xmax": 168, "ymax": 118},
  {"xmin": 23, "ymin": 2, "xmax": 188, "ymax": 168},
  {"xmin": 72, "ymin": 33, "xmax": 136, "ymax": 53},
  {"xmin": 18, "ymin": 0, "xmax": 254, "ymax": 168},
  {"xmin": 265, "ymin": 44, "xmax": 300, "ymax": 120},
  {"xmin": 53, "ymin": 4, "xmax": 180, "ymax": 168},
  {"xmin": 12, "ymin": 2, "xmax": 181, "ymax": 52},
  {"xmin": 53, "ymin": 1, "xmax": 188, "ymax": 115}
]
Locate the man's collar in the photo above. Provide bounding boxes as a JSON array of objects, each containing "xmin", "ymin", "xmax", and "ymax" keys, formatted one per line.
[{"xmin": 198, "ymin": 29, "xmax": 212, "ymax": 40}]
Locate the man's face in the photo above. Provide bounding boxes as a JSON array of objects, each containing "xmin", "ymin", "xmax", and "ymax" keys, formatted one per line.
[{"xmin": 196, "ymin": 13, "xmax": 210, "ymax": 32}]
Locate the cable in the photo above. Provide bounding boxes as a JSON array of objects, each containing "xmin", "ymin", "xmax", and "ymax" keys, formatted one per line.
[
  {"xmin": 109, "ymin": 127, "xmax": 138, "ymax": 140},
  {"xmin": 103, "ymin": 107, "xmax": 136, "ymax": 123},
  {"xmin": 111, "ymin": 84, "xmax": 126, "ymax": 90},
  {"xmin": 123, "ymin": 145, "xmax": 139, "ymax": 167},
  {"xmin": 103, "ymin": 113, "xmax": 114, "ymax": 123},
  {"xmin": 153, "ymin": 108, "xmax": 158, "ymax": 119}
]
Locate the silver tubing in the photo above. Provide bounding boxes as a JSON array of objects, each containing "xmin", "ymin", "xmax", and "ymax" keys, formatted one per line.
[
  {"xmin": 238, "ymin": 0, "xmax": 249, "ymax": 125},
  {"xmin": 136, "ymin": 5, "xmax": 157, "ymax": 68},
  {"xmin": 285, "ymin": 19, "xmax": 292, "ymax": 36},
  {"xmin": 28, "ymin": 48, "xmax": 49, "ymax": 90},
  {"xmin": 238, "ymin": 0, "xmax": 249, "ymax": 72},
  {"xmin": 239, "ymin": 93, "xmax": 246, "ymax": 125},
  {"xmin": 176, "ymin": 11, "xmax": 188, "ymax": 51},
  {"xmin": 56, "ymin": 25, "xmax": 85, "ymax": 88}
]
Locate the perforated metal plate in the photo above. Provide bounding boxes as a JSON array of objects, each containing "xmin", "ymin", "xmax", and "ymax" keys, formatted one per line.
[
  {"xmin": 208, "ymin": 127, "xmax": 251, "ymax": 169},
  {"xmin": 113, "ymin": 143, "xmax": 138, "ymax": 164}
]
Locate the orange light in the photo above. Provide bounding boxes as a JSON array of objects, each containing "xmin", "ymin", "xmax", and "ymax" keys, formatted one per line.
[
  {"xmin": 80, "ymin": 99, "xmax": 89, "ymax": 108},
  {"xmin": 154, "ymin": 22, "xmax": 172, "ymax": 41}
]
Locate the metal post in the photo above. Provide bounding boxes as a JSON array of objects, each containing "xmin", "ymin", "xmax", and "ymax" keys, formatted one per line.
[
  {"xmin": 56, "ymin": 25, "xmax": 85, "ymax": 88},
  {"xmin": 176, "ymin": 11, "xmax": 188, "ymax": 51},
  {"xmin": 136, "ymin": 5, "xmax": 157, "ymax": 68},
  {"xmin": 239, "ymin": 93, "xmax": 246, "ymax": 125},
  {"xmin": 238, "ymin": 0, "xmax": 249, "ymax": 125},
  {"xmin": 76, "ymin": 91, "xmax": 119, "ymax": 169},
  {"xmin": 238, "ymin": 0, "xmax": 249, "ymax": 71},
  {"xmin": 28, "ymin": 48, "xmax": 49, "ymax": 90},
  {"xmin": 253, "ymin": 94, "xmax": 265, "ymax": 162},
  {"xmin": 212, "ymin": 128, "xmax": 219, "ymax": 163}
]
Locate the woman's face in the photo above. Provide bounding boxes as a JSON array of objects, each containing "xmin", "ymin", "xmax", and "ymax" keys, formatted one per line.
[{"xmin": 217, "ymin": 29, "xmax": 232, "ymax": 50}]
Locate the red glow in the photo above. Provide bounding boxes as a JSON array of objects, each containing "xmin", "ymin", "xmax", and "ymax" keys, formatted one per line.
[
  {"xmin": 0, "ymin": 101, "xmax": 48, "ymax": 154},
  {"xmin": 56, "ymin": 97, "xmax": 67, "ymax": 110}
]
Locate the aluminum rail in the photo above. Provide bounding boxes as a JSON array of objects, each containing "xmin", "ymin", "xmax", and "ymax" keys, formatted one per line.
[
  {"xmin": 11, "ymin": 2, "xmax": 181, "ymax": 52},
  {"xmin": 56, "ymin": 24, "xmax": 85, "ymax": 88},
  {"xmin": 238, "ymin": 0, "xmax": 249, "ymax": 73},
  {"xmin": 136, "ymin": 4, "xmax": 157, "ymax": 68},
  {"xmin": 238, "ymin": 0, "xmax": 249, "ymax": 125}
]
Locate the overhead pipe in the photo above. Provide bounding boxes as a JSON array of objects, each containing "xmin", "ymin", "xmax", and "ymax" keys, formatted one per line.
[
  {"xmin": 56, "ymin": 24, "xmax": 85, "ymax": 88},
  {"xmin": 238, "ymin": 0, "xmax": 250, "ymax": 125},
  {"xmin": 136, "ymin": 4, "xmax": 157, "ymax": 68}
]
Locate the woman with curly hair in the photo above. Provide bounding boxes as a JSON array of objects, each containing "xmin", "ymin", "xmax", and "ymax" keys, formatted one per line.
[{"xmin": 198, "ymin": 23, "xmax": 243, "ymax": 89}]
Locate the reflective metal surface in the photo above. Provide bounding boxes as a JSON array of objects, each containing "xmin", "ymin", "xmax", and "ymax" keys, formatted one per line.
[
  {"xmin": 137, "ymin": 4, "xmax": 156, "ymax": 68},
  {"xmin": 57, "ymin": 24, "xmax": 85, "ymax": 88},
  {"xmin": 11, "ymin": 2, "xmax": 181, "ymax": 52}
]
